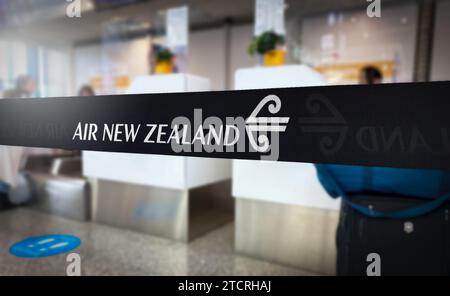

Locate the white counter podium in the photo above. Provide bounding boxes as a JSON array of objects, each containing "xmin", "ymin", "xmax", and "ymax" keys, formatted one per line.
[
  {"xmin": 233, "ymin": 65, "xmax": 340, "ymax": 275},
  {"xmin": 83, "ymin": 74, "xmax": 233, "ymax": 242}
]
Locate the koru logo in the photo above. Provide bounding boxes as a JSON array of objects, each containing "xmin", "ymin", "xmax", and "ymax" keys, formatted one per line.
[
  {"xmin": 298, "ymin": 93, "xmax": 450, "ymax": 157},
  {"xmin": 66, "ymin": 253, "xmax": 81, "ymax": 276},
  {"xmin": 366, "ymin": 253, "xmax": 381, "ymax": 276},
  {"xmin": 298, "ymin": 93, "xmax": 348, "ymax": 156},
  {"xmin": 366, "ymin": 0, "xmax": 381, "ymax": 18},
  {"xmin": 66, "ymin": 0, "xmax": 82, "ymax": 18}
]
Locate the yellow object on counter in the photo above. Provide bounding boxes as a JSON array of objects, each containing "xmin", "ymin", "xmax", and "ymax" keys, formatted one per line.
[
  {"xmin": 263, "ymin": 49, "xmax": 285, "ymax": 66},
  {"xmin": 155, "ymin": 61, "xmax": 173, "ymax": 74}
]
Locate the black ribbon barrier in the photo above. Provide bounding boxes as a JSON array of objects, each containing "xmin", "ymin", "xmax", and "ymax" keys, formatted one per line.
[{"xmin": 0, "ymin": 81, "xmax": 449, "ymax": 170}]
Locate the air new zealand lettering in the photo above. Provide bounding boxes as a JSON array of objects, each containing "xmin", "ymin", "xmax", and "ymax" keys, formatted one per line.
[{"xmin": 73, "ymin": 94, "xmax": 290, "ymax": 161}]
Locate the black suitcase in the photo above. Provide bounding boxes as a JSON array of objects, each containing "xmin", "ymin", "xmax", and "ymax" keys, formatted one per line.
[
  {"xmin": 337, "ymin": 194, "xmax": 450, "ymax": 276},
  {"xmin": 0, "ymin": 192, "xmax": 12, "ymax": 210}
]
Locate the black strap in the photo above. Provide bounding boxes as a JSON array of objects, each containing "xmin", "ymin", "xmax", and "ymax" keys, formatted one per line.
[{"xmin": 0, "ymin": 81, "xmax": 450, "ymax": 169}]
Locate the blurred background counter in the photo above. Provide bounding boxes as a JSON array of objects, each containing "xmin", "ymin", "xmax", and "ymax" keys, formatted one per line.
[
  {"xmin": 83, "ymin": 74, "xmax": 233, "ymax": 242},
  {"xmin": 233, "ymin": 65, "xmax": 340, "ymax": 275}
]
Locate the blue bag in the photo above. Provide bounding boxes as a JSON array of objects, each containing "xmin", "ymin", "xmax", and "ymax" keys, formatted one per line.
[
  {"xmin": 315, "ymin": 164, "xmax": 450, "ymax": 219},
  {"xmin": 0, "ymin": 181, "xmax": 9, "ymax": 194}
]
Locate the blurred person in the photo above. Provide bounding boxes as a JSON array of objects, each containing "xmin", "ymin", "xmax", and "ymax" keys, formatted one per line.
[
  {"xmin": 0, "ymin": 145, "xmax": 27, "ymax": 208},
  {"xmin": 3, "ymin": 75, "xmax": 36, "ymax": 98},
  {"xmin": 78, "ymin": 85, "xmax": 95, "ymax": 97},
  {"xmin": 316, "ymin": 65, "xmax": 450, "ymax": 275},
  {"xmin": 359, "ymin": 65, "xmax": 382, "ymax": 84},
  {"xmin": 0, "ymin": 76, "xmax": 37, "ymax": 208}
]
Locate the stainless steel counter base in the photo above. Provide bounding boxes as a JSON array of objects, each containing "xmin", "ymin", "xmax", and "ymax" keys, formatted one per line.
[
  {"xmin": 91, "ymin": 179, "xmax": 233, "ymax": 242},
  {"xmin": 235, "ymin": 198, "xmax": 339, "ymax": 275},
  {"xmin": 19, "ymin": 155, "xmax": 91, "ymax": 222},
  {"xmin": 29, "ymin": 173, "xmax": 91, "ymax": 221}
]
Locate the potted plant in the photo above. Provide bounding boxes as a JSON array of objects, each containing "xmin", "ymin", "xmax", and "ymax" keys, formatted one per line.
[
  {"xmin": 248, "ymin": 31, "xmax": 286, "ymax": 66},
  {"xmin": 155, "ymin": 48, "xmax": 174, "ymax": 74}
]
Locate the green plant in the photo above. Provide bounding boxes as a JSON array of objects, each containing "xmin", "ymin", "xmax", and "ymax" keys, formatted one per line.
[
  {"xmin": 248, "ymin": 31, "xmax": 285, "ymax": 56},
  {"xmin": 156, "ymin": 48, "xmax": 174, "ymax": 63}
]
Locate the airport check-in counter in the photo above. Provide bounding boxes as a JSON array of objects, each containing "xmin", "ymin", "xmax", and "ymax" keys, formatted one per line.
[
  {"xmin": 25, "ymin": 154, "xmax": 91, "ymax": 222},
  {"xmin": 0, "ymin": 144, "xmax": 90, "ymax": 222},
  {"xmin": 83, "ymin": 74, "xmax": 233, "ymax": 242},
  {"xmin": 233, "ymin": 65, "xmax": 341, "ymax": 275}
]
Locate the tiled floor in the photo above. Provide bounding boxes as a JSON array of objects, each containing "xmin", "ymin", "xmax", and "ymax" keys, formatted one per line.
[{"xmin": 0, "ymin": 208, "xmax": 316, "ymax": 276}]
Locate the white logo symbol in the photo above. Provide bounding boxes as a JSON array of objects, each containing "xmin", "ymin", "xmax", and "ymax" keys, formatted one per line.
[
  {"xmin": 66, "ymin": 0, "xmax": 82, "ymax": 18},
  {"xmin": 66, "ymin": 253, "xmax": 81, "ymax": 276},
  {"xmin": 366, "ymin": 253, "xmax": 381, "ymax": 276},
  {"xmin": 366, "ymin": 0, "xmax": 381, "ymax": 18},
  {"xmin": 245, "ymin": 95, "xmax": 290, "ymax": 153}
]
